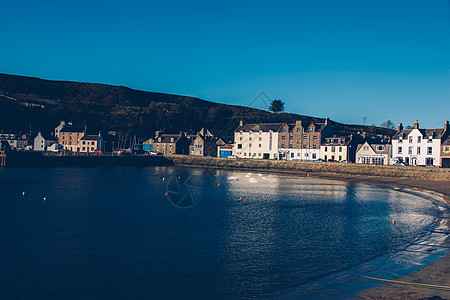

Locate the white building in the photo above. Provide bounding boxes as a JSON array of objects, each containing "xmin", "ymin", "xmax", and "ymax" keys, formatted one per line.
[
  {"xmin": 33, "ymin": 132, "xmax": 58, "ymax": 151},
  {"xmin": 233, "ymin": 121, "xmax": 283, "ymax": 159},
  {"xmin": 391, "ymin": 120, "xmax": 448, "ymax": 167},
  {"xmin": 356, "ymin": 141, "xmax": 391, "ymax": 165}
]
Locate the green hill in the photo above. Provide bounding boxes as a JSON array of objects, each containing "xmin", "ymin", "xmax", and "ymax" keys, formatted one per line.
[{"xmin": 0, "ymin": 73, "xmax": 394, "ymax": 140}]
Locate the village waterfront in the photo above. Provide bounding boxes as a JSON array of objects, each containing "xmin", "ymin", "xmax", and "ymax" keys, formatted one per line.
[{"xmin": 0, "ymin": 166, "xmax": 447, "ymax": 299}]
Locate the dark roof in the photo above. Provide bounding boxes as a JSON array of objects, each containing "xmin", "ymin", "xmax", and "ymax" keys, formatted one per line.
[
  {"xmin": 80, "ymin": 135, "xmax": 100, "ymax": 141},
  {"xmin": 236, "ymin": 123, "xmax": 285, "ymax": 132},
  {"xmin": 60, "ymin": 125, "xmax": 85, "ymax": 133},
  {"xmin": 38, "ymin": 132, "xmax": 57, "ymax": 141},
  {"xmin": 393, "ymin": 128, "xmax": 444, "ymax": 140},
  {"xmin": 322, "ymin": 136, "xmax": 350, "ymax": 146},
  {"xmin": 155, "ymin": 134, "xmax": 182, "ymax": 143},
  {"xmin": 442, "ymin": 136, "xmax": 450, "ymax": 146},
  {"xmin": 219, "ymin": 144, "xmax": 233, "ymax": 149}
]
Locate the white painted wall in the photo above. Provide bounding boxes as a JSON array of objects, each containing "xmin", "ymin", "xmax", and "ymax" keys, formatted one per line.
[
  {"xmin": 233, "ymin": 130, "xmax": 279, "ymax": 159},
  {"xmin": 392, "ymin": 129, "xmax": 441, "ymax": 166}
]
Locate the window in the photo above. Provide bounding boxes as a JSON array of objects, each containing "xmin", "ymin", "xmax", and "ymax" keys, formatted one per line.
[
  {"xmin": 428, "ymin": 138, "xmax": 433, "ymax": 143},
  {"xmin": 240, "ymin": 137, "xmax": 242, "ymax": 141},
  {"xmin": 289, "ymin": 144, "xmax": 293, "ymax": 148},
  {"xmin": 303, "ymin": 135, "xmax": 307, "ymax": 141},
  {"xmin": 297, "ymin": 153, "xmax": 300, "ymax": 157},
  {"xmin": 426, "ymin": 157, "xmax": 433, "ymax": 166},
  {"xmin": 238, "ymin": 144, "xmax": 242, "ymax": 149},
  {"xmin": 332, "ymin": 146, "xmax": 336, "ymax": 152},
  {"xmin": 405, "ymin": 157, "xmax": 409, "ymax": 164},
  {"xmin": 282, "ymin": 136, "xmax": 285, "ymax": 140},
  {"xmin": 82, "ymin": 147, "xmax": 85, "ymax": 151},
  {"xmin": 82, "ymin": 141, "xmax": 86, "ymax": 145},
  {"xmin": 313, "ymin": 144, "xmax": 316, "ymax": 149},
  {"xmin": 324, "ymin": 155, "xmax": 327, "ymax": 161},
  {"xmin": 296, "ymin": 128, "xmax": 300, "ymax": 133},
  {"xmin": 376, "ymin": 145, "xmax": 385, "ymax": 151},
  {"xmin": 313, "ymin": 135, "xmax": 317, "ymax": 141},
  {"xmin": 325, "ymin": 147, "xmax": 328, "ymax": 151},
  {"xmin": 339, "ymin": 155, "xmax": 342, "ymax": 161},
  {"xmin": 372, "ymin": 157, "xmax": 384, "ymax": 165},
  {"xmin": 363, "ymin": 145, "xmax": 369, "ymax": 150},
  {"xmin": 244, "ymin": 153, "xmax": 246, "ymax": 156},
  {"xmin": 303, "ymin": 144, "xmax": 307, "ymax": 149},
  {"xmin": 310, "ymin": 127, "xmax": 314, "ymax": 132},
  {"xmin": 417, "ymin": 147, "xmax": 421, "ymax": 155},
  {"xmin": 291, "ymin": 153, "xmax": 294, "ymax": 158},
  {"xmin": 398, "ymin": 147, "xmax": 402, "ymax": 154},
  {"xmin": 259, "ymin": 144, "xmax": 262, "ymax": 148},
  {"xmin": 249, "ymin": 143, "xmax": 252, "ymax": 147},
  {"xmin": 91, "ymin": 147, "xmax": 94, "ymax": 151},
  {"xmin": 281, "ymin": 144, "xmax": 285, "ymax": 148},
  {"xmin": 169, "ymin": 144, "xmax": 172, "ymax": 148},
  {"xmin": 158, "ymin": 138, "xmax": 161, "ymax": 142},
  {"xmin": 284, "ymin": 127, "xmax": 288, "ymax": 133},
  {"xmin": 339, "ymin": 147, "xmax": 342, "ymax": 152},
  {"xmin": 289, "ymin": 135, "xmax": 293, "ymax": 140},
  {"xmin": 446, "ymin": 146, "xmax": 450, "ymax": 152},
  {"xmin": 249, "ymin": 137, "xmax": 252, "ymax": 141},
  {"xmin": 312, "ymin": 153, "xmax": 316, "ymax": 159},
  {"xmin": 428, "ymin": 147, "xmax": 432, "ymax": 155},
  {"xmin": 409, "ymin": 136, "xmax": 413, "ymax": 143},
  {"xmin": 259, "ymin": 137, "xmax": 262, "ymax": 141},
  {"xmin": 418, "ymin": 136, "xmax": 422, "ymax": 143},
  {"xmin": 408, "ymin": 147, "xmax": 412, "ymax": 154}
]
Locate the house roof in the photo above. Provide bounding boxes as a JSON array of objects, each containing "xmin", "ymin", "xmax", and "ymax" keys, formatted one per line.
[
  {"xmin": 155, "ymin": 134, "xmax": 182, "ymax": 143},
  {"xmin": 322, "ymin": 136, "xmax": 350, "ymax": 146},
  {"xmin": 219, "ymin": 144, "xmax": 233, "ymax": 149},
  {"xmin": 356, "ymin": 142, "xmax": 391, "ymax": 154},
  {"xmin": 236, "ymin": 123, "xmax": 285, "ymax": 132},
  {"xmin": 393, "ymin": 128, "xmax": 445, "ymax": 140},
  {"xmin": 60, "ymin": 125, "xmax": 85, "ymax": 133},
  {"xmin": 80, "ymin": 135, "xmax": 100, "ymax": 141},
  {"xmin": 37, "ymin": 132, "xmax": 57, "ymax": 141},
  {"xmin": 442, "ymin": 136, "xmax": 450, "ymax": 146}
]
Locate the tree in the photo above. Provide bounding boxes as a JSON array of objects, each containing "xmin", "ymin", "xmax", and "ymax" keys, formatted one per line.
[
  {"xmin": 269, "ymin": 99, "xmax": 285, "ymax": 113},
  {"xmin": 380, "ymin": 120, "xmax": 395, "ymax": 130}
]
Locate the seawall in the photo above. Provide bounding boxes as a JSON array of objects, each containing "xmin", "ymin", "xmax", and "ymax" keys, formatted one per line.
[
  {"xmin": 4, "ymin": 152, "xmax": 173, "ymax": 167},
  {"xmin": 167, "ymin": 155, "xmax": 450, "ymax": 182}
]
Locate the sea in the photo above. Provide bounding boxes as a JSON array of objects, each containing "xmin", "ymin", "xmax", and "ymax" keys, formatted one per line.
[{"xmin": 0, "ymin": 166, "xmax": 447, "ymax": 299}]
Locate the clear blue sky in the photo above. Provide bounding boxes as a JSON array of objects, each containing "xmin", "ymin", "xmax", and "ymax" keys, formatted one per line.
[{"xmin": 1, "ymin": 0, "xmax": 449, "ymax": 128}]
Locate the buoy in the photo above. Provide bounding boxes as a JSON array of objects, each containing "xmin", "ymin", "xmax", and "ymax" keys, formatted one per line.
[
  {"xmin": 22, "ymin": 192, "xmax": 25, "ymax": 196},
  {"xmin": 165, "ymin": 192, "xmax": 168, "ymax": 196},
  {"xmin": 43, "ymin": 197, "xmax": 46, "ymax": 201},
  {"xmin": 313, "ymin": 195, "xmax": 316, "ymax": 198},
  {"xmin": 392, "ymin": 220, "xmax": 396, "ymax": 225},
  {"xmin": 218, "ymin": 183, "xmax": 221, "ymax": 187},
  {"xmin": 239, "ymin": 197, "xmax": 243, "ymax": 200}
]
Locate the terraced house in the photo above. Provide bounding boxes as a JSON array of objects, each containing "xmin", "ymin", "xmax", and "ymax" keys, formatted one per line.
[
  {"xmin": 391, "ymin": 120, "xmax": 449, "ymax": 167},
  {"xmin": 234, "ymin": 121, "xmax": 283, "ymax": 159},
  {"xmin": 278, "ymin": 118, "xmax": 333, "ymax": 161},
  {"xmin": 58, "ymin": 124, "xmax": 86, "ymax": 152}
]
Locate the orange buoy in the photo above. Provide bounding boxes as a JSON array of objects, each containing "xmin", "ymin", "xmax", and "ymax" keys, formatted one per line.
[
  {"xmin": 165, "ymin": 192, "xmax": 168, "ymax": 196},
  {"xmin": 218, "ymin": 183, "xmax": 221, "ymax": 187},
  {"xmin": 313, "ymin": 195, "xmax": 316, "ymax": 198},
  {"xmin": 392, "ymin": 220, "xmax": 396, "ymax": 225},
  {"xmin": 239, "ymin": 197, "xmax": 243, "ymax": 200}
]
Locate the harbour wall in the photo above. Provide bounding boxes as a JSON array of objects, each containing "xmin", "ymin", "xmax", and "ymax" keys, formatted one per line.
[
  {"xmin": 167, "ymin": 155, "xmax": 450, "ymax": 181},
  {"xmin": 4, "ymin": 152, "xmax": 172, "ymax": 167}
]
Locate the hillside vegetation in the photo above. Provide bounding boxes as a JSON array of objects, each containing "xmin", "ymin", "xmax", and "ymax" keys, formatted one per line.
[{"xmin": 0, "ymin": 73, "xmax": 394, "ymax": 139}]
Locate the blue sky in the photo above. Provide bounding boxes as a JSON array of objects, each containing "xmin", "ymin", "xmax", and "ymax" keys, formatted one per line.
[{"xmin": 1, "ymin": 0, "xmax": 449, "ymax": 128}]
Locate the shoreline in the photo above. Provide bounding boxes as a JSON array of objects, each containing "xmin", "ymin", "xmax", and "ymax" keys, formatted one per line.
[{"xmin": 169, "ymin": 162, "xmax": 450, "ymax": 299}]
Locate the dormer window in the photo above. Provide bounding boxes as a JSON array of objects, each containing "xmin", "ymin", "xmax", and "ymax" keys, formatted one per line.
[
  {"xmin": 310, "ymin": 127, "xmax": 314, "ymax": 132},
  {"xmin": 171, "ymin": 138, "xmax": 174, "ymax": 142},
  {"xmin": 158, "ymin": 138, "xmax": 161, "ymax": 142}
]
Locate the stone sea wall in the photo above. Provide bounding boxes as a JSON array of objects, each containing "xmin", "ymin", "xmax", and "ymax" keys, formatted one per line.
[{"xmin": 167, "ymin": 155, "xmax": 450, "ymax": 181}]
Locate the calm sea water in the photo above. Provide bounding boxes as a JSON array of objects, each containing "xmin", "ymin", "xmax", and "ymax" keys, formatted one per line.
[{"xmin": 0, "ymin": 167, "xmax": 443, "ymax": 299}]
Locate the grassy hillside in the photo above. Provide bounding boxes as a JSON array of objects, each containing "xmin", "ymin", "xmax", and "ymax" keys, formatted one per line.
[{"xmin": 0, "ymin": 73, "xmax": 394, "ymax": 140}]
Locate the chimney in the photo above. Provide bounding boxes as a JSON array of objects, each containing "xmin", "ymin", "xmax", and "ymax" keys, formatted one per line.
[
  {"xmin": 155, "ymin": 130, "xmax": 160, "ymax": 138},
  {"xmin": 295, "ymin": 120, "xmax": 302, "ymax": 127},
  {"xmin": 362, "ymin": 132, "xmax": 367, "ymax": 139},
  {"xmin": 445, "ymin": 120, "xmax": 449, "ymax": 132},
  {"xmin": 413, "ymin": 120, "xmax": 419, "ymax": 129},
  {"xmin": 239, "ymin": 120, "xmax": 243, "ymax": 127},
  {"xmin": 398, "ymin": 123, "xmax": 403, "ymax": 132},
  {"xmin": 325, "ymin": 117, "xmax": 329, "ymax": 125}
]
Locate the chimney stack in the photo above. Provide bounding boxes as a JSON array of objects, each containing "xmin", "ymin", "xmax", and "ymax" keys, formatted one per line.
[
  {"xmin": 445, "ymin": 120, "xmax": 449, "ymax": 132},
  {"xmin": 239, "ymin": 120, "xmax": 244, "ymax": 127},
  {"xmin": 398, "ymin": 123, "xmax": 403, "ymax": 132},
  {"xmin": 413, "ymin": 120, "xmax": 419, "ymax": 129}
]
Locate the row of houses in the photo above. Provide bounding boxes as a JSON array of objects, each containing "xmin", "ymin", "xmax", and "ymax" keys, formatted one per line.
[
  {"xmin": 1, "ymin": 121, "xmax": 105, "ymax": 153},
  {"xmin": 145, "ymin": 119, "xmax": 449, "ymax": 167}
]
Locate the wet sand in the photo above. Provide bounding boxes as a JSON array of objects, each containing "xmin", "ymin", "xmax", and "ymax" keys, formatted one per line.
[{"xmin": 351, "ymin": 177, "xmax": 450, "ymax": 300}]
